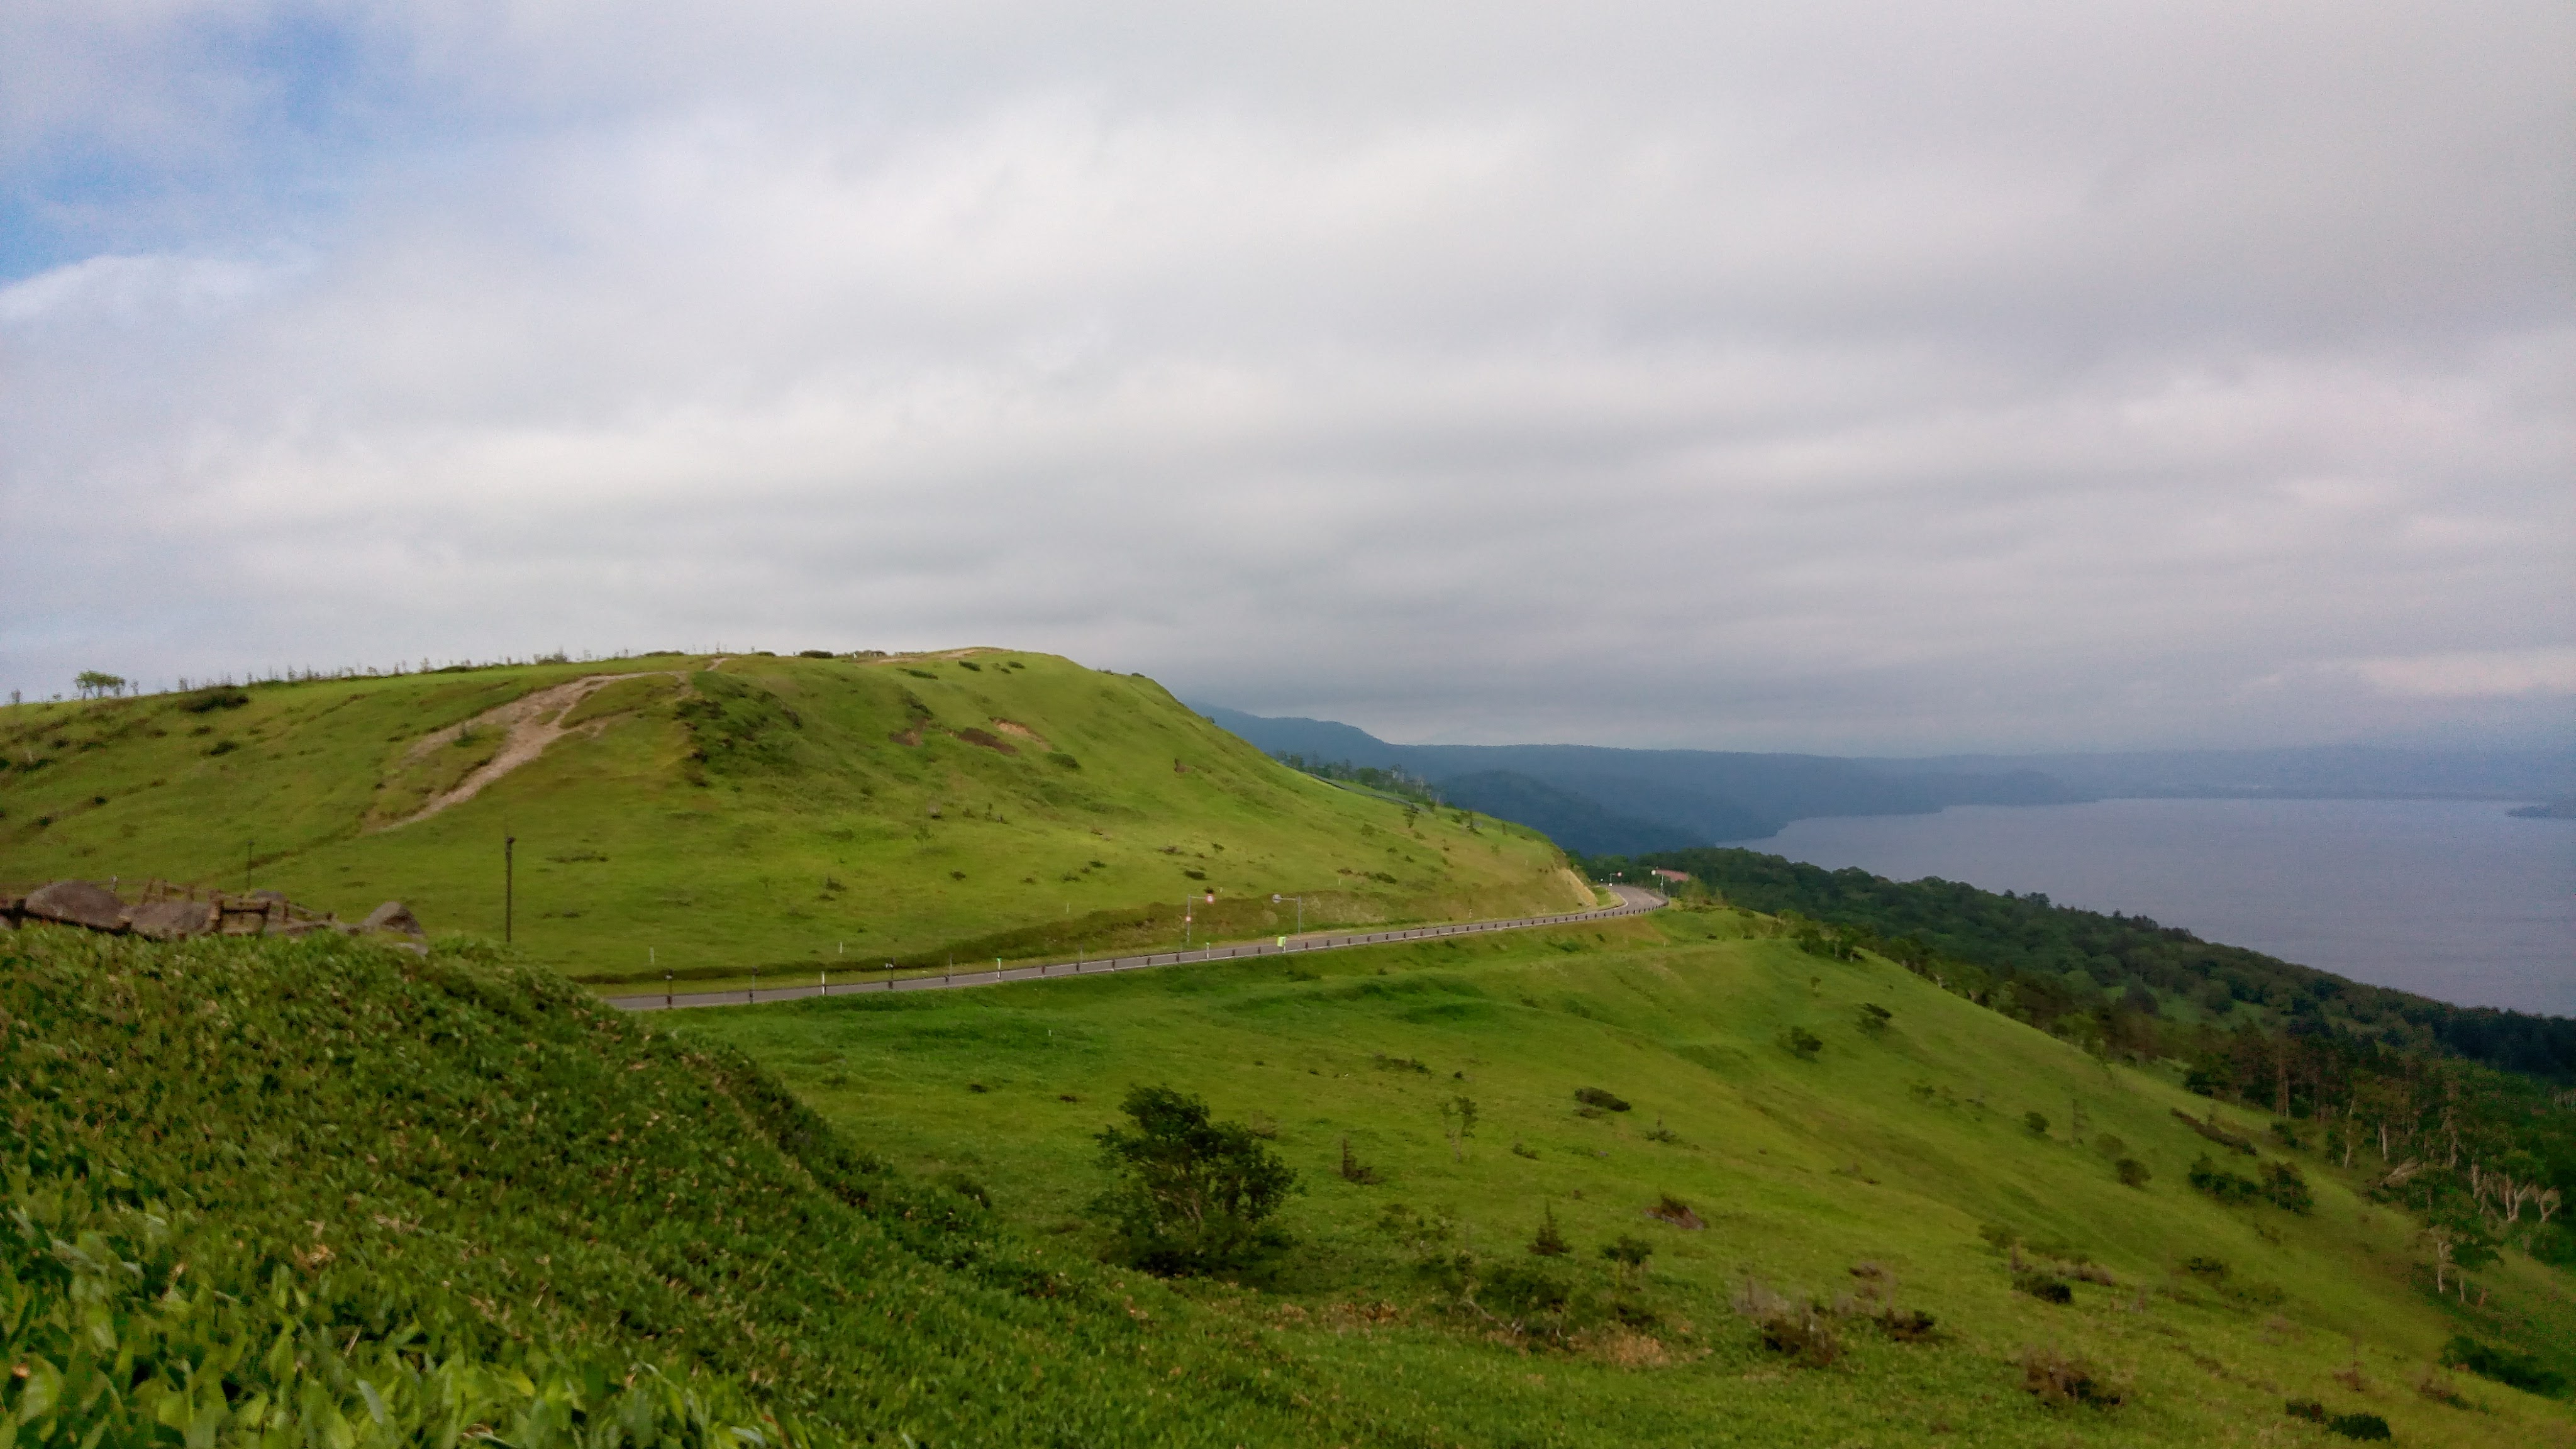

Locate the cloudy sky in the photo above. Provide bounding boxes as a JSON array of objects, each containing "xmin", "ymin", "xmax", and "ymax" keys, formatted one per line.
[{"xmin": 3, "ymin": 2, "xmax": 2568, "ymax": 753}]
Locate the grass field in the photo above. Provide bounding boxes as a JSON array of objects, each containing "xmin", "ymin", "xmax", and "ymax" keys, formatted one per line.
[
  {"xmin": 0, "ymin": 650, "xmax": 1584, "ymax": 986},
  {"xmin": 680, "ymin": 903, "xmax": 2576, "ymax": 1446}
]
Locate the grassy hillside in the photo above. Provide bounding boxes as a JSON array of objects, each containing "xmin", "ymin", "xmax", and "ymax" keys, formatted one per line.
[
  {"xmin": 0, "ymin": 924, "xmax": 1540, "ymax": 1447},
  {"xmin": 686, "ymin": 905, "xmax": 2576, "ymax": 1446},
  {"xmin": 1609, "ymin": 845, "xmax": 2576, "ymax": 1082},
  {"xmin": 0, "ymin": 651, "xmax": 1583, "ymax": 987},
  {"xmin": 10, "ymin": 905, "xmax": 2572, "ymax": 1445}
]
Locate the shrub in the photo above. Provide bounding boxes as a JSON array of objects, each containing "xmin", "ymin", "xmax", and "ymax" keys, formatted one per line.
[
  {"xmin": 2443, "ymin": 1335, "xmax": 2569, "ymax": 1397},
  {"xmin": 1875, "ymin": 1308, "xmax": 1938, "ymax": 1343},
  {"xmin": 2188, "ymin": 1155, "xmax": 2262, "ymax": 1205},
  {"xmin": 182, "ymin": 687, "xmax": 250, "ymax": 712},
  {"xmin": 1644, "ymin": 1194, "xmax": 1704, "ymax": 1230},
  {"xmin": 2018, "ymin": 1345, "xmax": 2123, "ymax": 1407},
  {"xmin": 2024, "ymin": 1111, "xmax": 2050, "ymax": 1136},
  {"xmin": 1601, "ymin": 1234, "xmax": 1653, "ymax": 1269},
  {"xmin": 1856, "ymin": 1002, "xmax": 1892, "ymax": 1035},
  {"xmin": 2115, "ymin": 1157, "xmax": 2152, "ymax": 1188},
  {"xmin": 1733, "ymin": 1279, "xmax": 1842, "ymax": 1368},
  {"xmin": 1758, "ymin": 1307, "xmax": 1842, "ymax": 1367},
  {"xmin": 2260, "ymin": 1161, "xmax": 2312, "ymax": 1214},
  {"xmin": 1572, "ymin": 1086, "xmax": 1629, "ymax": 1111},
  {"xmin": 1530, "ymin": 1204, "xmax": 1570, "ymax": 1257},
  {"xmin": 2181, "ymin": 1255, "xmax": 2229, "ymax": 1280},
  {"xmin": 2285, "ymin": 1398, "xmax": 2326, "ymax": 1421},
  {"xmin": 2091, "ymin": 1133, "xmax": 2128, "ymax": 1158},
  {"xmin": 1481, "ymin": 1262, "xmax": 1570, "ymax": 1319},
  {"xmin": 1094, "ymin": 1084, "xmax": 1299, "ymax": 1273},
  {"xmin": 2014, "ymin": 1272, "xmax": 2074, "ymax": 1304},
  {"xmin": 1781, "ymin": 1026, "xmax": 1823, "ymax": 1060},
  {"xmin": 1336, "ymin": 1135, "xmax": 1381, "ymax": 1185},
  {"xmin": 2326, "ymin": 1412, "xmax": 2392, "ymax": 1440},
  {"xmin": 796, "ymin": 649, "xmax": 836, "ymax": 658}
]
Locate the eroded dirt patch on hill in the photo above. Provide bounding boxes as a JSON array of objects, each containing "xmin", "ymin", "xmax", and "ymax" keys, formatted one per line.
[
  {"xmin": 990, "ymin": 718, "xmax": 1053, "ymax": 751},
  {"xmin": 375, "ymin": 672, "xmax": 682, "ymax": 829}
]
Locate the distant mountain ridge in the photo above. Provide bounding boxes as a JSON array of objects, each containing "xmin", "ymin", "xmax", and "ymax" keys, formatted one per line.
[
  {"xmin": 1194, "ymin": 706, "xmax": 2085, "ymax": 849},
  {"xmin": 1195, "ymin": 705, "xmax": 2576, "ymax": 854}
]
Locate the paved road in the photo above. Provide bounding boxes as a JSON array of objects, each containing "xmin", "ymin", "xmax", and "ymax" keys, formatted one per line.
[{"xmin": 608, "ymin": 884, "xmax": 1667, "ymax": 1012}]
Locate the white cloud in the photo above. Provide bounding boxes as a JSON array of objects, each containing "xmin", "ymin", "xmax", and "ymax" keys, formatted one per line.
[
  {"xmin": 0, "ymin": 2, "xmax": 2568, "ymax": 750},
  {"xmin": 2353, "ymin": 650, "xmax": 2576, "ymax": 700}
]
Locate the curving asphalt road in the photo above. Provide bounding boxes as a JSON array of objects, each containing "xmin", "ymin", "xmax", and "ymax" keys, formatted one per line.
[{"xmin": 608, "ymin": 884, "xmax": 1667, "ymax": 1013}]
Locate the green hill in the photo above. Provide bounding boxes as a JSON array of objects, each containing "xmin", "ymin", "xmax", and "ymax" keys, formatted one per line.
[
  {"xmin": 679, "ymin": 904, "xmax": 2574, "ymax": 1446},
  {"xmin": 0, "ymin": 651, "xmax": 1585, "ymax": 989},
  {"xmin": 11, "ymin": 910, "xmax": 2569, "ymax": 1447}
]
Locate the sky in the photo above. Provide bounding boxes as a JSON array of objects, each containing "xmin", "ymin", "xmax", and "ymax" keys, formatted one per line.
[{"xmin": 3, "ymin": 1, "xmax": 2570, "ymax": 754}]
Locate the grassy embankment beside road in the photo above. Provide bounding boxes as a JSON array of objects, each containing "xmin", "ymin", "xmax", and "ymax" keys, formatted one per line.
[
  {"xmin": 0, "ymin": 650, "xmax": 1585, "ymax": 991},
  {"xmin": 683, "ymin": 900, "xmax": 2576, "ymax": 1446}
]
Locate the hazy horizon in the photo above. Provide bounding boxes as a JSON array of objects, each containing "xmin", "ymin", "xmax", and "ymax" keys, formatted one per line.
[{"xmin": 5, "ymin": 3, "xmax": 2568, "ymax": 756}]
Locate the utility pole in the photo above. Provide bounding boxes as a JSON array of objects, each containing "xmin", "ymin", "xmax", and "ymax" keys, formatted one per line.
[{"xmin": 504, "ymin": 835, "xmax": 516, "ymax": 943}]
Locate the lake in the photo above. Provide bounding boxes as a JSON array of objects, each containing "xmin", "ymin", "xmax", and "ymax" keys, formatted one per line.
[{"xmin": 1756, "ymin": 797, "xmax": 2576, "ymax": 1017}]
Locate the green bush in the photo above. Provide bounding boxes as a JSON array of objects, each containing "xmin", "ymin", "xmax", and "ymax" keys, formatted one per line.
[
  {"xmin": 1094, "ymin": 1084, "xmax": 1299, "ymax": 1274},
  {"xmin": 2018, "ymin": 1345, "xmax": 2121, "ymax": 1408},
  {"xmin": 2443, "ymin": 1335, "xmax": 2569, "ymax": 1397},
  {"xmin": 1572, "ymin": 1086, "xmax": 1629, "ymax": 1111},
  {"xmin": 1780, "ymin": 1026, "xmax": 1823, "ymax": 1060},
  {"xmin": 2114, "ymin": 1157, "xmax": 2151, "ymax": 1188},
  {"xmin": 2188, "ymin": 1155, "xmax": 2262, "ymax": 1205},
  {"xmin": 2260, "ymin": 1161, "xmax": 2312, "ymax": 1213},
  {"xmin": 2013, "ymin": 1272, "xmax": 2073, "ymax": 1304},
  {"xmin": 1529, "ymin": 1204, "xmax": 1571, "ymax": 1257},
  {"xmin": 1480, "ymin": 1262, "xmax": 1571, "ymax": 1319},
  {"xmin": 2326, "ymin": 1411, "xmax": 2391, "ymax": 1440}
]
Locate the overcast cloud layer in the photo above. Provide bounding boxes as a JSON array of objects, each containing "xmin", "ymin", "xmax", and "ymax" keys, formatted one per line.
[{"xmin": 3, "ymin": 1, "xmax": 2569, "ymax": 752}]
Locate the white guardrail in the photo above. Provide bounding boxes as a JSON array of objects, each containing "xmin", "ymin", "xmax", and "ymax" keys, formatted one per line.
[{"xmin": 608, "ymin": 887, "xmax": 1666, "ymax": 1013}]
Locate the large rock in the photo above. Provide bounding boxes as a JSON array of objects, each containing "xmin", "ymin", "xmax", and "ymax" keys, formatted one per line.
[
  {"xmin": 125, "ymin": 898, "xmax": 219, "ymax": 941},
  {"xmin": 360, "ymin": 901, "xmax": 426, "ymax": 937},
  {"xmin": 23, "ymin": 880, "xmax": 126, "ymax": 931}
]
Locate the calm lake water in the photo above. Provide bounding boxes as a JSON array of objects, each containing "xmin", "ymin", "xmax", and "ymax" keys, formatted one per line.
[{"xmin": 1757, "ymin": 798, "xmax": 2576, "ymax": 1017}]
